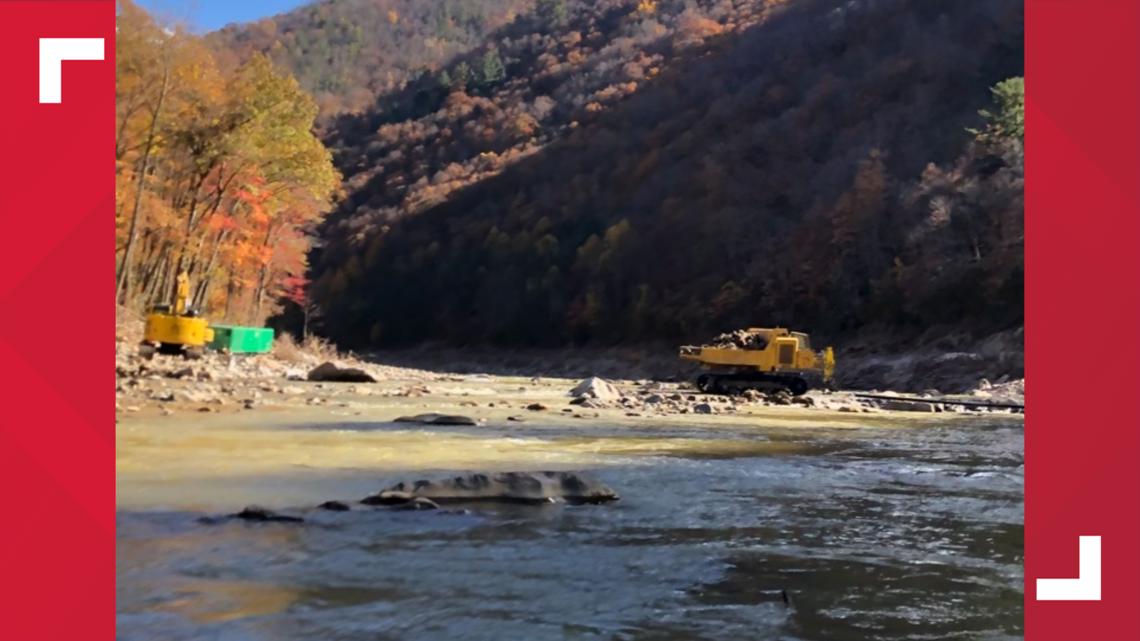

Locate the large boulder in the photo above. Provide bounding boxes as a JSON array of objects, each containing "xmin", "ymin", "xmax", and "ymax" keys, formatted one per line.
[
  {"xmin": 307, "ymin": 361, "xmax": 377, "ymax": 383},
  {"xmin": 570, "ymin": 377, "xmax": 623, "ymax": 401},
  {"xmin": 361, "ymin": 471, "xmax": 619, "ymax": 506}
]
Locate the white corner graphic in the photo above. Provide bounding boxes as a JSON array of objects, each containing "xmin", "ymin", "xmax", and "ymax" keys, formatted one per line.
[
  {"xmin": 1036, "ymin": 535, "xmax": 1102, "ymax": 601},
  {"xmin": 39, "ymin": 38, "xmax": 104, "ymax": 104}
]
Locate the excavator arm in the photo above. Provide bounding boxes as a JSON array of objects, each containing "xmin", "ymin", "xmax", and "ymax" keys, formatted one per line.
[{"xmin": 174, "ymin": 272, "xmax": 190, "ymax": 315}]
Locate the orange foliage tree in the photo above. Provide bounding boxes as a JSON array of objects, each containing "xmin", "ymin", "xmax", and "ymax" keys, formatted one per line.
[{"xmin": 115, "ymin": 0, "xmax": 338, "ymax": 324}]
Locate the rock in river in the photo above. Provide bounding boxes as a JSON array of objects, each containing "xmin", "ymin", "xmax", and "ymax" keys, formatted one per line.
[
  {"xmin": 393, "ymin": 497, "xmax": 441, "ymax": 511},
  {"xmin": 361, "ymin": 471, "xmax": 619, "ymax": 506},
  {"xmin": 221, "ymin": 506, "xmax": 304, "ymax": 523},
  {"xmin": 393, "ymin": 413, "xmax": 478, "ymax": 426}
]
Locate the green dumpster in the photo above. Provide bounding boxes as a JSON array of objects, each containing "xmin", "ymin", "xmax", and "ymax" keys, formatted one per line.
[{"xmin": 207, "ymin": 325, "xmax": 275, "ymax": 354}]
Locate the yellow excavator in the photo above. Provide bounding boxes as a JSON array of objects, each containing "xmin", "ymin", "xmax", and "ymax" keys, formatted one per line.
[
  {"xmin": 139, "ymin": 272, "xmax": 213, "ymax": 359},
  {"xmin": 679, "ymin": 327, "xmax": 835, "ymax": 396}
]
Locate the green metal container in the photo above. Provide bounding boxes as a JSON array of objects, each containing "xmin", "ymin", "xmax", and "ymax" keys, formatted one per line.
[{"xmin": 207, "ymin": 325, "xmax": 275, "ymax": 354}]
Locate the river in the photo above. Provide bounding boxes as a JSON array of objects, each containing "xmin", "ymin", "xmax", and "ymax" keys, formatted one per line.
[{"xmin": 116, "ymin": 410, "xmax": 1024, "ymax": 641}]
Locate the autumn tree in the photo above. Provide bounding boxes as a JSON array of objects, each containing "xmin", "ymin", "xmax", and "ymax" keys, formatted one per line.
[{"xmin": 115, "ymin": 2, "xmax": 338, "ymax": 324}]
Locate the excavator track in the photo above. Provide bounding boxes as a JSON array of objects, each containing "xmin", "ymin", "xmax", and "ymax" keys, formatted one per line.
[{"xmin": 696, "ymin": 371, "xmax": 811, "ymax": 396}]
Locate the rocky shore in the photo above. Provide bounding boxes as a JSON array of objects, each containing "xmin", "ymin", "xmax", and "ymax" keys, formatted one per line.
[{"xmin": 115, "ymin": 342, "xmax": 1023, "ymax": 422}]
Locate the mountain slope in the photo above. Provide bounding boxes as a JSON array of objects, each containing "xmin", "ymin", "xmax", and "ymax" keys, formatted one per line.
[
  {"xmin": 318, "ymin": 0, "xmax": 787, "ymax": 234},
  {"xmin": 305, "ymin": 0, "xmax": 1023, "ymax": 348},
  {"xmin": 210, "ymin": 0, "xmax": 531, "ymax": 114}
]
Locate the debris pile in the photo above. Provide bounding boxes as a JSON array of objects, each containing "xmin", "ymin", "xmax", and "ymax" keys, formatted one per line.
[
  {"xmin": 970, "ymin": 377, "xmax": 1025, "ymax": 405},
  {"xmin": 708, "ymin": 329, "xmax": 769, "ymax": 350},
  {"xmin": 562, "ymin": 377, "xmax": 819, "ymax": 416}
]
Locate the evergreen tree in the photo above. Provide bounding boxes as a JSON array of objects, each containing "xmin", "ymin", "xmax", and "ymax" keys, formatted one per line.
[
  {"xmin": 536, "ymin": 0, "xmax": 568, "ymax": 29},
  {"xmin": 972, "ymin": 77, "xmax": 1024, "ymax": 145},
  {"xmin": 479, "ymin": 49, "xmax": 506, "ymax": 85}
]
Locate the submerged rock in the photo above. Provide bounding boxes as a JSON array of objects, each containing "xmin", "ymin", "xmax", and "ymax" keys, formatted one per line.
[
  {"xmin": 362, "ymin": 471, "xmax": 620, "ymax": 506},
  {"xmin": 393, "ymin": 413, "xmax": 478, "ymax": 426},
  {"xmin": 229, "ymin": 506, "xmax": 304, "ymax": 523},
  {"xmin": 393, "ymin": 497, "xmax": 441, "ymax": 511}
]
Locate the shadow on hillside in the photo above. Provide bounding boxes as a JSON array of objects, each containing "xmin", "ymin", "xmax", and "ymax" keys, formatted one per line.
[{"xmin": 312, "ymin": 0, "xmax": 1023, "ymax": 359}]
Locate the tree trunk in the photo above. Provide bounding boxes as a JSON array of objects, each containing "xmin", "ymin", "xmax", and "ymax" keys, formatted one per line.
[
  {"xmin": 116, "ymin": 66, "xmax": 169, "ymax": 305},
  {"xmin": 193, "ymin": 228, "xmax": 231, "ymax": 309},
  {"xmin": 223, "ymin": 275, "xmax": 236, "ymax": 322},
  {"xmin": 251, "ymin": 222, "xmax": 279, "ymax": 325}
]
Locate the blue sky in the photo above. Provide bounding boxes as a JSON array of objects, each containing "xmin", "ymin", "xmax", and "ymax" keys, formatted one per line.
[{"xmin": 135, "ymin": 0, "xmax": 311, "ymax": 32}]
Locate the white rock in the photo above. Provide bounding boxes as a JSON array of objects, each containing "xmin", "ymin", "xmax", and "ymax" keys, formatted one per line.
[{"xmin": 569, "ymin": 377, "xmax": 623, "ymax": 401}]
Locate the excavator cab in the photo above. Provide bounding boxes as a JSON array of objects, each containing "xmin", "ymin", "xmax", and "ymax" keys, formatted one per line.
[{"xmin": 139, "ymin": 272, "xmax": 214, "ymax": 359}]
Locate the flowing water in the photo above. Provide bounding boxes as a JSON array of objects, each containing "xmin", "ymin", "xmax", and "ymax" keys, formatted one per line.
[{"xmin": 117, "ymin": 411, "xmax": 1024, "ymax": 641}]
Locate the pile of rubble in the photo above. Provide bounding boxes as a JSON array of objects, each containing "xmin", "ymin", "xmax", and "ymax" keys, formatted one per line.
[
  {"xmin": 557, "ymin": 376, "xmax": 818, "ymax": 417},
  {"xmin": 556, "ymin": 376, "xmax": 1022, "ymax": 417},
  {"xmin": 970, "ymin": 377, "xmax": 1025, "ymax": 405},
  {"xmin": 708, "ymin": 329, "xmax": 769, "ymax": 350}
]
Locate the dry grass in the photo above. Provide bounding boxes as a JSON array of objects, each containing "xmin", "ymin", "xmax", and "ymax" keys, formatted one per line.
[{"xmin": 272, "ymin": 333, "xmax": 341, "ymax": 364}]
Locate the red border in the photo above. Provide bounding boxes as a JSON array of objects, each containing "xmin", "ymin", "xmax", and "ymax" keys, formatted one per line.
[
  {"xmin": 0, "ymin": 2, "xmax": 115, "ymax": 640},
  {"xmin": 1025, "ymin": 0, "xmax": 1140, "ymax": 639}
]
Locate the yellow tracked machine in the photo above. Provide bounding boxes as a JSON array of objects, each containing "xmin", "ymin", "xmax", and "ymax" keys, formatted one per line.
[
  {"xmin": 679, "ymin": 327, "xmax": 835, "ymax": 396},
  {"xmin": 139, "ymin": 272, "xmax": 213, "ymax": 359}
]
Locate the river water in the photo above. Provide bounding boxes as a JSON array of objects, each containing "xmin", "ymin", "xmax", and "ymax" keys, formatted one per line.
[{"xmin": 117, "ymin": 412, "xmax": 1024, "ymax": 641}]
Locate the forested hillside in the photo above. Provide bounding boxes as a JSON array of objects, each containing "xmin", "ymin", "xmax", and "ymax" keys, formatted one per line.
[
  {"xmin": 210, "ymin": 0, "xmax": 532, "ymax": 114},
  {"xmin": 300, "ymin": 0, "xmax": 1023, "ymax": 348},
  {"xmin": 319, "ymin": 0, "xmax": 790, "ymax": 236}
]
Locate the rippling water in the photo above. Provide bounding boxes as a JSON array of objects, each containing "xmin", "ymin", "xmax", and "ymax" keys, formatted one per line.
[{"xmin": 117, "ymin": 414, "xmax": 1024, "ymax": 641}]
